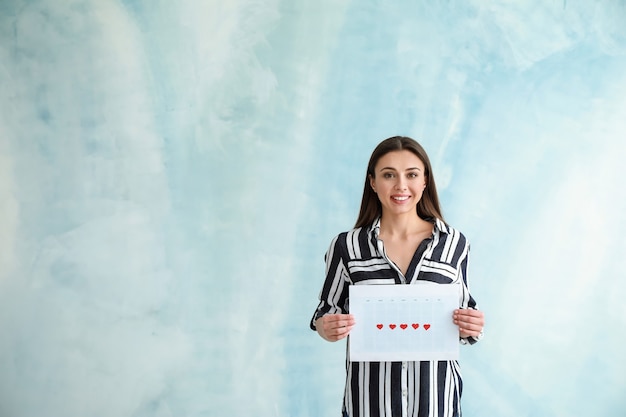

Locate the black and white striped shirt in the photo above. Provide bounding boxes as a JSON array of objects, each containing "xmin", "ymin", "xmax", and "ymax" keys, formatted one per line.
[{"xmin": 311, "ymin": 217, "xmax": 481, "ymax": 417}]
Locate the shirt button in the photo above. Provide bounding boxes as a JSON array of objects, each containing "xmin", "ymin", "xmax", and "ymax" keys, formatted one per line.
[{"xmin": 402, "ymin": 389, "xmax": 407, "ymax": 397}]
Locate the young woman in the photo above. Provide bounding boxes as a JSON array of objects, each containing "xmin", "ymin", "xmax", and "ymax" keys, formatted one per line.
[{"xmin": 310, "ymin": 136, "xmax": 484, "ymax": 417}]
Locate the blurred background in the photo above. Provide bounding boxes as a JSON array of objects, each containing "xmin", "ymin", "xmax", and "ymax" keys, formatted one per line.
[{"xmin": 1, "ymin": 1, "xmax": 625, "ymax": 416}]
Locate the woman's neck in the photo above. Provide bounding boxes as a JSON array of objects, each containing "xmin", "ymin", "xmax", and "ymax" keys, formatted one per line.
[{"xmin": 379, "ymin": 212, "xmax": 431, "ymax": 239}]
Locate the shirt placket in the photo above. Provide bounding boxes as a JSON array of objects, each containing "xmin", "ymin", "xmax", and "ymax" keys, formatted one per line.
[
  {"xmin": 375, "ymin": 238, "xmax": 406, "ymax": 284},
  {"xmin": 401, "ymin": 362, "xmax": 408, "ymax": 417}
]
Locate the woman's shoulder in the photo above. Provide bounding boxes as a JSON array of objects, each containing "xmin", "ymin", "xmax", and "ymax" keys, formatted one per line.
[
  {"xmin": 327, "ymin": 225, "xmax": 372, "ymax": 249},
  {"xmin": 330, "ymin": 225, "xmax": 369, "ymax": 242}
]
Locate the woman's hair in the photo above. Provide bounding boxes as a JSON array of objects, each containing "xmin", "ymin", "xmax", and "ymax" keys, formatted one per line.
[{"xmin": 354, "ymin": 136, "xmax": 444, "ymax": 228}]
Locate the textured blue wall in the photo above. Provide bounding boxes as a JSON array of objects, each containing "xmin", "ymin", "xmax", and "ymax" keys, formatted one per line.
[{"xmin": 1, "ymin": 1, "xmax": 625, "ymax": 416}]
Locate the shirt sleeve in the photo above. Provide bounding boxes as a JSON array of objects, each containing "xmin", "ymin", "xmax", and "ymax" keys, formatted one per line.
[
  {"xmin": 457, "ymin": 242, "xmax": 484, "ymax": 345},
  {"xmin": 310, "ymin": 234, "xmax": 350, "ymax": 331}
]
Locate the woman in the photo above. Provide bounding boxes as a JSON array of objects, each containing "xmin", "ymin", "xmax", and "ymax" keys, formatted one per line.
[{"xmin": 310, "ymin": 136, "xmax": 484, "ymax": 417}]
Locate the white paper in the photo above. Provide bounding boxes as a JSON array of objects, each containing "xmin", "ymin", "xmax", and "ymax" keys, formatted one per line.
[{"xmin": 349, "ymin": 283, "xmax": 460, "ymax": 362}]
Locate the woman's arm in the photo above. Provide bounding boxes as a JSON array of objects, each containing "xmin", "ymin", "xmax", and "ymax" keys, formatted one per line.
[
  {"xmin": 455, "ymin": 237, "xmax": 485, "ymax": 343},
  {"xmin": 310, "ymin": 234, "xmax": 353, "ymax": 340}
]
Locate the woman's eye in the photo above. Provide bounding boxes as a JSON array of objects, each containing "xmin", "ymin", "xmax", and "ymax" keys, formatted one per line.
[
  {"xmin": 383, "ymin": 172, "xmax": 394, "ymax": 179},
  {"xmin": 407, "ymin": 172, "xmax": 418, "ymax": 178}
]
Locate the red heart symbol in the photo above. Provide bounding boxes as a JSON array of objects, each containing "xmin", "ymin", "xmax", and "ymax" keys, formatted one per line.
[
  {"xmin": 400, "ymin": 324, "xmax": 408, "ymax": 330},
  {"xmin": 389, "ymin": 324, "xmax": 396, "ymax": 330},
  {"xmin": 412, "ymin": 323, "xmax": 419, "ymax": 329},
  {"xmin": 376, "ymin": 324, "xmax": 383, "ymax": 330},
  {"xmin": 423, "ymin": 324, "xmax": 431, "ymax": 330}
]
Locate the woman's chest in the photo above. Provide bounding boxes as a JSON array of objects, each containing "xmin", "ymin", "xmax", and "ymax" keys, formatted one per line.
[
  {"xmin": 382, "ymin": 238, "xmax": 424, "ymax": 276},
  {"xmin": 344, "ymin": 236, "xmax": 458, "ymax": 285}
]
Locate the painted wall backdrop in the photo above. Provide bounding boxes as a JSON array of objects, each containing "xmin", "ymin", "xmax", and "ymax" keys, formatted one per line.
[{"xmin": 1, "ymin": 1, "xmax": 625, "ymax": 416}]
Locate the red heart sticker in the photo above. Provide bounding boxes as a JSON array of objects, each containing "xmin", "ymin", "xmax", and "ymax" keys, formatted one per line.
[
  {"xmin": 423, "ymin": 324, "xmax": 431, "ymax": 330},
  {"xmin": 412, "ymin": 323, "xmax": 419, "ymax": 329},
  {"xmin": 389, "ymin": 324, "xmax": 396, "ymax": 330},
  {"xmin": 376, "ymin": 324, "xmax": 383, "ymax": 330},
  {"xmin": 400, "ymin": 324, "xmax": 408, "ymax": 330}
]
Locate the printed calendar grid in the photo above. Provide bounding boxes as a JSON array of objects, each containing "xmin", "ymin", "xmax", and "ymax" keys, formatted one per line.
[{"xmin": 349, "ymin": 284, "xmax": 459, "ymax": 361}]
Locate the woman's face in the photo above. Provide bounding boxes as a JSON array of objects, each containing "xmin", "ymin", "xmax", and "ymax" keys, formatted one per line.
[{"xmin": 369, "ymin": 150, "xmax": 427, "ymax": 218}]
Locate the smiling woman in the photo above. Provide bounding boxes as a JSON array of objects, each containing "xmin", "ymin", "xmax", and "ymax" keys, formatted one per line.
[{"xmin": 311, "ymin": 136, "xmax": 485, "ymax": 417}]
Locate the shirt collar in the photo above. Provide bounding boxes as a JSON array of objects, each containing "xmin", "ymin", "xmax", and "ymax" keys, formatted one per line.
[{"xmin": 368, "ymin": 216, "xmax": 449, "ymax": 240}]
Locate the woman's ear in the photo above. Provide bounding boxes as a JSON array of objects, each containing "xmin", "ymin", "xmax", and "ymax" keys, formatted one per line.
[{"xmin": 369, "ymin": 175, "xmax": 376, "ymax": 193}]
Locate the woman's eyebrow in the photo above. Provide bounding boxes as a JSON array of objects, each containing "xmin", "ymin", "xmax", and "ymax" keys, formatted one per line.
[{"xmin": 379, "ymin": 166, "xmax": 422, "ymax": 171}]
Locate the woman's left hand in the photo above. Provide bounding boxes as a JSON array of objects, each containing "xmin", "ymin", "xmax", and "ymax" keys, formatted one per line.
[{"xmin": 453, "ymin": 308, "xmax": 484, "ymax": 339}]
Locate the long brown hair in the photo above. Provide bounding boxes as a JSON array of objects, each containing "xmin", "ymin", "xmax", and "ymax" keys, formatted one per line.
[{"xmin": 354, "ymin": 136, "xmax": 444, "ymax": 228}]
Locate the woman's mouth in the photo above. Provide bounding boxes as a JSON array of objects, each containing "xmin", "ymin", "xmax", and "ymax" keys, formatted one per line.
[{"xmin": 392, "ymin": 195, "xmax": 410, "ymax": 201}]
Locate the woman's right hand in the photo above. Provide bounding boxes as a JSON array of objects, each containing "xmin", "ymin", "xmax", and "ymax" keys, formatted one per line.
[{"xmin": 315, "ymin": 314, "xmax": 355, "ymax": 342}]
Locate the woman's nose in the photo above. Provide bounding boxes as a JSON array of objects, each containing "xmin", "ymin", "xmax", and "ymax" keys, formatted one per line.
[{"xmin": 395, "ymin": 179, "xmax": 407, "ymax": 190}]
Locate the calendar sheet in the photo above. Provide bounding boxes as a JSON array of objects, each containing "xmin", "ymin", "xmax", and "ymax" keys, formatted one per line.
[{"xmin": 349, "ymin": 283, "xmax": 460, "ymax": 361}]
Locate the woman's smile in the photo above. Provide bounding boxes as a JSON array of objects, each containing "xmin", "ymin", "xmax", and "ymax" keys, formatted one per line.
[{"xmin": 391, "ymin": 194, "xmax": 411, "ymax": 202}]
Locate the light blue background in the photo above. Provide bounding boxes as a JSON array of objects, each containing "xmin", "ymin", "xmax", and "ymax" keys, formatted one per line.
[{"xmin": 1, "ymin": 1, "xmax": 625, "ymax": 416}]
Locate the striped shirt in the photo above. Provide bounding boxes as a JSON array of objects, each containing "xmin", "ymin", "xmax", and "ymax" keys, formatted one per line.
[{"xmin": 311, "ymin": 217, "xmax": 482, "ymax": 417}]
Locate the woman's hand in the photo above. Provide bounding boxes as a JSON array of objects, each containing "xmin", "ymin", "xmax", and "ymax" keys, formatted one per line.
[
  {"xmin": 453, "ymin": 308, "xmax": 484, "ymax": 339},
  {"xmin": 316, "ymin": 314, "xmax": 355, "ymax": 342}
]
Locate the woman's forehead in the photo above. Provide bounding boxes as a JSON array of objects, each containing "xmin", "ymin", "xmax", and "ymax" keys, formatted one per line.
[{"xmin": 375, "ymin": 150, "xmax": 424, "ymax": 170}]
